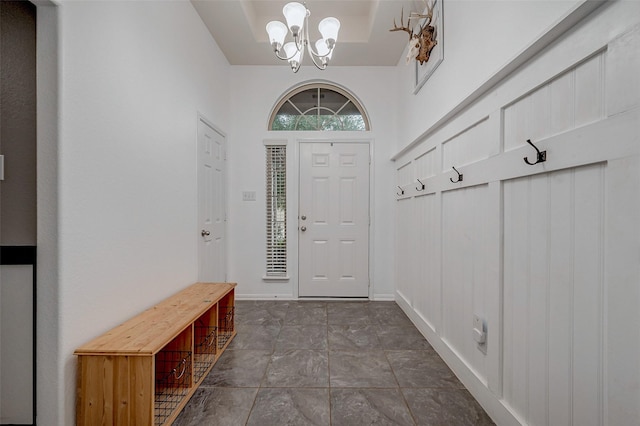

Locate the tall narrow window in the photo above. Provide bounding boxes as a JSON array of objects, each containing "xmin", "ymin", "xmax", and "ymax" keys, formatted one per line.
[{"xmin": 265, "ymin": 143, "xmax": 287, "ymax": 277}]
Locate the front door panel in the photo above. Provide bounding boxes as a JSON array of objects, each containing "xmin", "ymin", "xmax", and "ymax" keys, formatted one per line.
[{"xmin": 299, "ymin": 142, "xmax": 370, "ymax": 297}]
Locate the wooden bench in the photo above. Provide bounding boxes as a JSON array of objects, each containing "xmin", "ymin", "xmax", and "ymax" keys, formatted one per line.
[{"xmin": 74, "ymin": 282, "xmax": 236, "ymax": 425}]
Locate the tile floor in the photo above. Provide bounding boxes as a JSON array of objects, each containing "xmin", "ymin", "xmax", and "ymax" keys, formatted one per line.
[{"xmin": 174, "ymin": 300, "xmax": 494, "ymax": 426}]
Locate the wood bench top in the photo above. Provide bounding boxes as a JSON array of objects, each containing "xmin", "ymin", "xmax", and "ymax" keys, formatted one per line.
[{"xmin": 74, "ymin": 282, "xmax": 236, "ymax": 356}]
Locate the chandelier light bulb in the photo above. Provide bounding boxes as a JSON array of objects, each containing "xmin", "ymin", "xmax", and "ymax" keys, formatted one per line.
[
  {"xmin": 318, "ymin": 17, "xmax": 340, "ymax": 45},
  {"xmin": 315, "ymin": 39, "xmax": 333, "ymax": 61},
  {"xmin": 283, "ymin": 42, "xmax": 302, "ymax": 66},
  {"xmin": 266, "ymin": 20, "xmax": 288, "ymax": 51},
  {"xmin": 282, "ymin": 2, "xmax": 307, "ymax": 38}
]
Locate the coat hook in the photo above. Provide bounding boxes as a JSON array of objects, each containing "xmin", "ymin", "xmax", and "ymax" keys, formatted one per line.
[
  {"xmin": 523, "ymin": 139, "xmax": 547, "ymax": 165},
  {"xmin": 416, "ymin": 178, "xmax": 425, "ymax": 191},
  {"xmin": 450, "ymin": 166, "xmax": 463, "ymax": 183},
  {"xmin": 397, "ymin": 186, "xmax": 405, "ymax": 196}
]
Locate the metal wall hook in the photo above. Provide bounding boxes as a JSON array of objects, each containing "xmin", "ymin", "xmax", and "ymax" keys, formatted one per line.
[
  {"xmin": 397, "ymin": 186, "xmax": 405, "ymax": 196},
  {"xmin": 450, "ymin": 166, "xmax": 463, "ymax": 183},
  {"xmin": 416, "ymin": 178, "xmax": 425, "ymax": 191},
  {"xmin": 523, "ymin": 139, "xmax": 547, "ymax": 165}
]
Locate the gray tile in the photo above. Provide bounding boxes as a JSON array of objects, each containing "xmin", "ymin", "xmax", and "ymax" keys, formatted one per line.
[
  {"xmin": 247, "ymin": 388, "xmax": 330, "ymax": 426},
  {"xmin": 402, "ymin": 388, "xmax": 494, "ymax": 425},
  {"xmin": 275, "ymin": 325, "xmax": 328, "ymax": 352},
  {"xmin": 285, "ymin": 303, "xmax": 327, "ymax": 325},
  {"xmin": 227, "ymin": 324, "xmax": 280, "ymax": 351},
  {"xmin": 289, "ymin": 301, "xmax": 327, "ymax": 308},
  {"xmin": 329, "ymin": 351, "xmax": 397, "ymax": 388},
  {"xmin": 387, "ymin": 350, "xmax": 463, "ymax": 389},
  {"xmin": 265, "ymin": 349, "xmax": 329, "ymax": 387},
  {"xmin": 235, "ymin": 300, "xmax": 289, "ymax": 313},
  {"xmin": 202, "ymin": 350, "xmax": 271, "ymax": 387},
  {"xmin": 370, "ymin": 304, "xmax": 413, "ymax": 326},
  {"xmin": 331, "ymin": 388, "xmax": 415, "ymax": 426},
  {"xmin": 327, "ymin": 302, "xmax": 372, "ymax": 325},
  {"xmin": 376, "ymin": 325, "xmax": 433, "ymax": 350},
  {"xmin": 328, "ymin": 325, "xmax": 381, "ymax": 351},
  {"xmin": 178, "ymin": 301, "xmax": 495, "ymax": 426},
  {"xmin": 235, "ymin": 303, "xmax": 289, "ymax": 326},
  {"xmin": 173, "ymin": 387, "xmax": 257, "ymax": 426}
]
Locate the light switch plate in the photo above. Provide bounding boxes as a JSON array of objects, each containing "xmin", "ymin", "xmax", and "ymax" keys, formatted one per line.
[{"xmin": 473, "ymin": 314, "xmax": 486, "ymax": 344}]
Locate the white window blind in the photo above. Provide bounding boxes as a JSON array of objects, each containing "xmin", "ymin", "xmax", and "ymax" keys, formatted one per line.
[{"xmin": 265, "ymin": 145, "xmax": 287, "ymax": 277}]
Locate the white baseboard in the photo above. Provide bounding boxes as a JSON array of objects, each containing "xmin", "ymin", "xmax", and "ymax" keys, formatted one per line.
[
  {"xmin": 235, "ymin": 294, "xmax": 295, "ymax": 300},
  {"xmin": 372, "ymin": 293, "xmax": 395, "ymax": 301},
  {"xmin": 236, "ymin": 293, "xmax": 396, "ymax": 301}
]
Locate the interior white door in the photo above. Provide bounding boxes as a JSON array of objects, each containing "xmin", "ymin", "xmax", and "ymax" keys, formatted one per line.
[
  {"xmin": 197, "ymin": 116, "xmax": 226, "ymax": 282},
  {"xmin": 299, "ymin": 142, "xmax": 370, "ymax": 297}
]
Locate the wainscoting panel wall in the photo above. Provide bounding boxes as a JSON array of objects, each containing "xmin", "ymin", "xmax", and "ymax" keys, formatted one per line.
[
  {"xmin": 441, "ymin": 184, "xmax": 491, "ymax": 385},
  {"xmin": 394, "ymin": 13, "xmax": 639, "ymax": 426},
  {"xmin": 503, "ymin": 164, "xmax": 605, "ymax": 425}
]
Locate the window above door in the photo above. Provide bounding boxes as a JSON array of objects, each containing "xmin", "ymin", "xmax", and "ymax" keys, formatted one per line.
[{"xmin": 269, "ymin": 83, "xmax": 370, "ymax": 131}]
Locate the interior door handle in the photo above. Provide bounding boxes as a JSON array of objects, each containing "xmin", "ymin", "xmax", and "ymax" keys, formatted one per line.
[
  {"xmin": 201, "ymin": 230, "xmax": 210, "ymax": 237},
  {"xmin": 300, "ymin": 226, "xmax": 307, "ymax": 232}
]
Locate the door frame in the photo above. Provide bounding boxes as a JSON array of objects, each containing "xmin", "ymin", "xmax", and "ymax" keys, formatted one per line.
[
  {"xmin": 295, "ymin": 138, "xmax": 374, "ymax": 299},
  {"xmin": 196, "ymin": 112, "xmax": 228, "ymax": 282}
]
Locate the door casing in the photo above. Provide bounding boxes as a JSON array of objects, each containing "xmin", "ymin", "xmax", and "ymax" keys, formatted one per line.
[{"xmin": 197, "ymin": 114, "xmax": 227, "ymax": 282}]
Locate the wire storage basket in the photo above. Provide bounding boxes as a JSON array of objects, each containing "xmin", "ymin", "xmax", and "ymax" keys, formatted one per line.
[
  {"xmin": 193, "ymin": 322, "xmax": 217, "ymax": 382},
  {"xmin": 154, "ymin": 350, "xmax": 191, "ymax": 425},
  {"xmin": 218, "ymin": 306, "xmax": 235, "ymax": 349}
]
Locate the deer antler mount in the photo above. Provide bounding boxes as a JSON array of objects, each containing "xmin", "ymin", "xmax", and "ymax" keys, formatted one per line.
[{"xmin": 390, "ymin": 0, "xmax": 438, "ymax": 65}]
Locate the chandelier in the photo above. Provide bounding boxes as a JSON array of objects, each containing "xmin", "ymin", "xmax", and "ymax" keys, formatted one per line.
[{"xmin": 266, "ymin": 2, "xmax": 340, "ymax": 72}]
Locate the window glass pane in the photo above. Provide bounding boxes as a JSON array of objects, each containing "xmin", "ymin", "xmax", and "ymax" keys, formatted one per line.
[
  {"xmin": 319, "ymin": 115, "xmax": 343, "ymax": 131},
  {"xmin": 296, "ymin": 115, "xmax": 319, "ymax": 131},
  {"xmin": 319, "ymin": 88, "xmax": 348, "ymax": 112},
  {"xmin": 278, "ymin": 101, "xmax": 299, "ymax": 115},
  {"xmin": 336, "ymin": 101, "xmax": 360, "ymax": 116},
  {"xmin": 342, "ymin": 115, "xmax": 366, "ymax": 131},
  {"xmin": 272, "ymin": 114, "xmax": 296, "ymax": 131},
  {"xmin": 289, "ymin": 89, "xmax": 318, "ymax": 113}
]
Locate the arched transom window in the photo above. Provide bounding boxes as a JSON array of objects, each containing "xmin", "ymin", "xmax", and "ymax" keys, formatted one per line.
[{"xmin": 269, "ymin": 83, "xmax": 370, "ymax": 131}]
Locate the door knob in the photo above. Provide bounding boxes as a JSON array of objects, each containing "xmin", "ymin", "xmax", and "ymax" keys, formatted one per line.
[
  {"xmin": 201, "ymin": 230, "xmax": 210, "ymax": 237},
  {"xmin": 300, "ymin": 226, "xmax": 307, "ymax": 232}
]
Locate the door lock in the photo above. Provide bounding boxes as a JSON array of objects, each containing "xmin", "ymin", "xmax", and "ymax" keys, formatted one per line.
[{"xmin": 201, "ymin": 230, "xmax": 210, "ymax": 237}]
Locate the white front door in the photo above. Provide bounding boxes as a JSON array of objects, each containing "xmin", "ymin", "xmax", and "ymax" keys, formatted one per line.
[
  {"xmin": 197, "ymin": 116, "xmax": 226, "ymax": 282},
  {"xmin": 299, "ymin": 142, "xmax": 370, "ymax": 297}
]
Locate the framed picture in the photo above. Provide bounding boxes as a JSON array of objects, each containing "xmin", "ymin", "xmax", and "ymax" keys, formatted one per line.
[{"xmin": 414, "ymin": 0, "xmax": 443, "ymax": 94}]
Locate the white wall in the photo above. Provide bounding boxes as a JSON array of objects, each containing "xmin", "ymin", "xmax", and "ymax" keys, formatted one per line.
[
  {"xmin": 228, "ymin": 66, "xmax": 397, "ymax": 300},
  {"xmin": 395, "ymin": 0, "xmax": 582, "ymax": 150},
  {"xmin": 44, "ymin": 1, "xmax": 230, "ymax": 424},
  {"xmin": 393, "ymin": 1, "xmax": 640, "ymax": 425}
]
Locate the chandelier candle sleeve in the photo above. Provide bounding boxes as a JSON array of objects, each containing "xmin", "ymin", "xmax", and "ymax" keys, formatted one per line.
[{"xmin": 265, "ymin": 1, "xmax": 340, "ymax": 72}]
